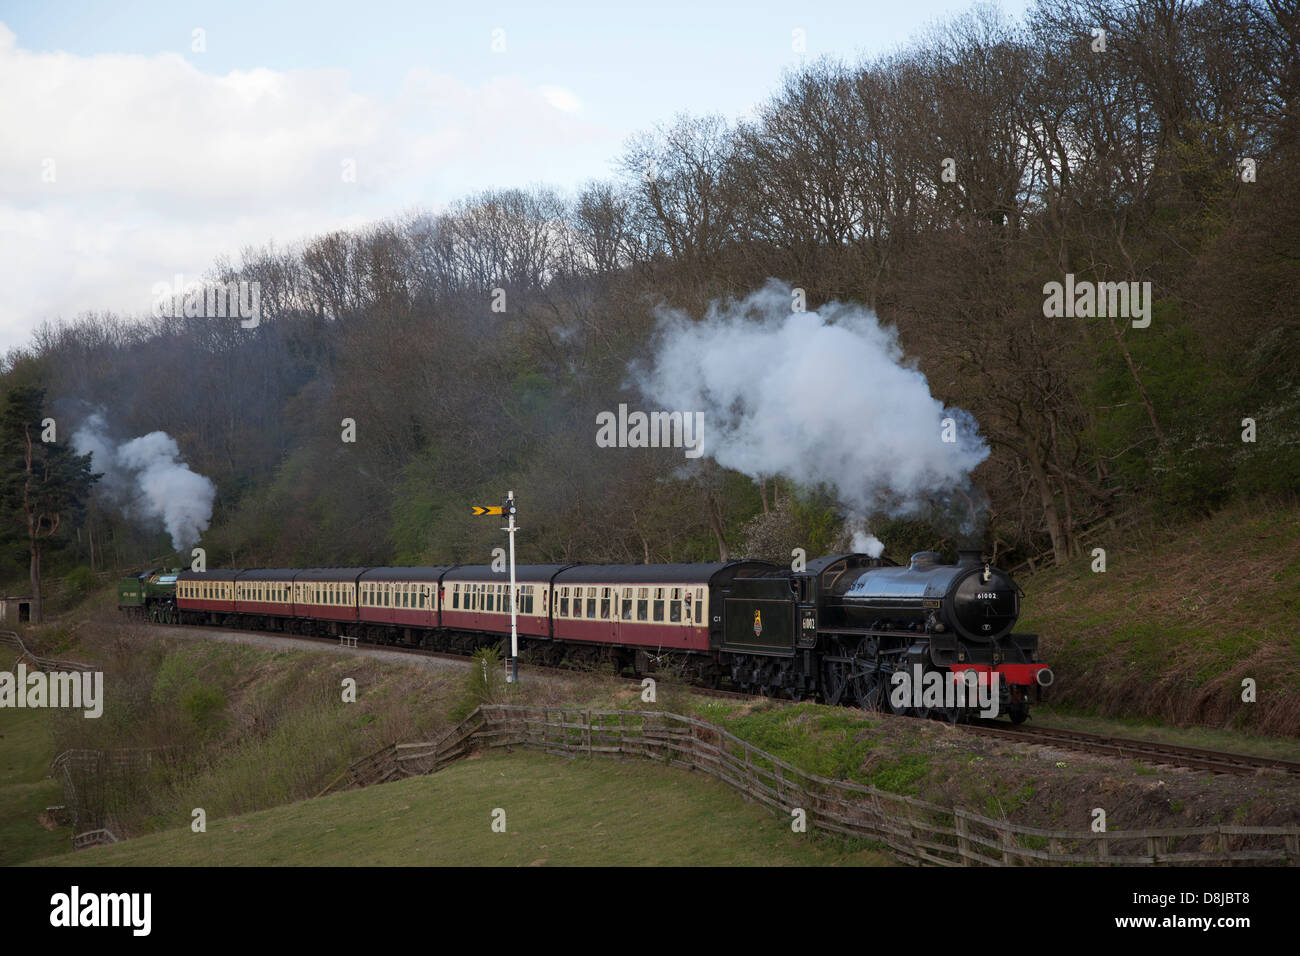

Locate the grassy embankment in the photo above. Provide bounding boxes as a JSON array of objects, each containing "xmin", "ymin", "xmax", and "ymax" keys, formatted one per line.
[{"xmin": 1017, "ymin": 497, "xmax": 1300, "ymax": 737}]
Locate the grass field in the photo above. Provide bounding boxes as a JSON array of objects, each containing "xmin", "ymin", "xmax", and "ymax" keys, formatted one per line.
[
  {"xmin": 31, "ymin": 750, "xmax": 892, "ymax": 866},
  {"xmin": 0, "ymin": 708, "xmax": 72, "ymax": 865}
]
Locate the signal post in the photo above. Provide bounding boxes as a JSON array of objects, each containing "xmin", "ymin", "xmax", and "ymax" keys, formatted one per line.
[{"xmin": 471, "ymin": 492, "xmax": 520, "ymax": 683}]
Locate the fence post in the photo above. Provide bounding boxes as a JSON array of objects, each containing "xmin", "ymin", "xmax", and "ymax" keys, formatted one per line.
[{"xmin": 956, "ymin": 810, "xmax": 971, "ymax": 863}]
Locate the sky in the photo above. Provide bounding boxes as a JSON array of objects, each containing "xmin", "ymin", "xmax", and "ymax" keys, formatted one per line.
[{"xmin": 0, "ymin": 0, "xmax": 1032, "ymax": 353}]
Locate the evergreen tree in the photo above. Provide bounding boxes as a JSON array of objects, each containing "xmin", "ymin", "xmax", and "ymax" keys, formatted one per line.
[{"xmin": 0, "ymin": 386, "xmax": 99, "ymax": 623}]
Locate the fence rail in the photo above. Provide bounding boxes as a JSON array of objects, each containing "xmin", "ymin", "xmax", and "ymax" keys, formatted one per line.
[
  {"xmin": 0, "ymin": 629, "xmax": 93, "ymax": 672},
  {"xmin": 331, "ymin": 704, "xmax": 1298, "ymax": 867},
  {"xmin": 73, "ymin": 828, "xmax": 119, "ymax": 850}
]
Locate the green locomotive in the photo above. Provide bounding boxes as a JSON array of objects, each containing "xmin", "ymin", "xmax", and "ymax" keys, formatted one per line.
[{"xmin": 116, "ymin": 568, "xmax": 181, "ymax": 623}]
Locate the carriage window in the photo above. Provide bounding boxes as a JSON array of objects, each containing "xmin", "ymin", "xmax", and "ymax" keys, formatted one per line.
[
  {"xmin": 559, "ymin": 587, "xmax": 569, "ymax": 617},
  {"xmin": 600, "ymin": 588, "xmax": 611, "ymax": 619},
  {"xmin": 695, "ymin": 589, "xmax": 704, "ymax": 623},
  {"xmin": 586, "ymin": 592, "xmax": 597, "ymax": 618},
  {"xmin": 670, "ymin": 588, "xmax": 681, "ymax": 622},
  {"xmin": 452, "ymin": 585, "xmax": 460, "ymax": 610},
  {"xmin": 637, "ymin": 587, "xmax": 649, "ymax": 621},
  {"xmin": 621, "ymin": 588, "xmax": 632, "ymax": 619},
  {"xmin": 653, "ymin": 588, "xmax": 665, "ymax": 622}
]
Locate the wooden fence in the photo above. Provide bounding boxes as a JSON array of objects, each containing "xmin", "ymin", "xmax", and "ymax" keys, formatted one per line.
[
  {"xmin": 1008, "ymin": 509, "xmax": 1141, "ymax": 576},
  {"xmin": 334, "ymin": 704, "xmax": 1298, "ymax": 867},
  {"xmin": 49, "ymin": 747, "xmax": 180, "ymax": 846},
  {"xmin": 0, "ymin": 628, "xmax": 93, "ymax": 672}
]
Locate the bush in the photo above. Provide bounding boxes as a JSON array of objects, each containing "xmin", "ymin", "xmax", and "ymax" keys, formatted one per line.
[
  {"xmin": 181, "ymin": 684, "xmax": 227, "ymax": 732},
  {"xmin": 64, "ymin": 565, "xmax": 96, "ymax": 600},
  {"xmin": 449, "ymin": 644, "xmax": 506, "ymax": 721}
]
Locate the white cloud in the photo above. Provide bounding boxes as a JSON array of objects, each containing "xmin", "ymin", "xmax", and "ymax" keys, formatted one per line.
[
  {"xmin": 539, "ymin": 85, "xmax": 582, "ymax": 113},
  {"xmin": 0, "ymin": 22, "xmax": 614, "ymax": 351}
]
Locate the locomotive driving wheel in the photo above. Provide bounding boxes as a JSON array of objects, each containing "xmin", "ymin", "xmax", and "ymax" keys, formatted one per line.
[
  {"xmin": 886, "ymin": 658, "xmax": 911, "ymax": 716},
  {"xmin": 821, "ymin": 656, "xmax": 848, "ymax": 706},
  {"xmin": 847, "ymin": 665, "xmax": 881, "ymax": 711}
]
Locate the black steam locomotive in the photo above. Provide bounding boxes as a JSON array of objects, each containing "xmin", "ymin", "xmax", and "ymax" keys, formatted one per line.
[{"xmin": 721, "ymin": 550, "xmax": 1051, "ymax": 722}]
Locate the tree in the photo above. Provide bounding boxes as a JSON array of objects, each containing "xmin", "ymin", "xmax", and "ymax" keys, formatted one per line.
[{"xmin": 0, "ymin": 387, "xmax": 99, "ymax": 622}]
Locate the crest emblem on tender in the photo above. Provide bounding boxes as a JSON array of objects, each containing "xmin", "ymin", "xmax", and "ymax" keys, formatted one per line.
[{"xmin": 753, "ymin": 610, "xmax": 763, "ymax": 637}]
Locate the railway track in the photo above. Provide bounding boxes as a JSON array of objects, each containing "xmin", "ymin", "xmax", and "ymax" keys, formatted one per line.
[
  {"xmin": 143, "ymin": 620, "xmax": 1292, "ymax": 777},
  {"xmin": 963, "ymin": 719, "xmax": 1300, "ymax": 777}
]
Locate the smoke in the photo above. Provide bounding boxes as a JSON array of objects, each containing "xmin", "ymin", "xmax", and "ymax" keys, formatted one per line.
[
  {"xmin": 636, "ymin": 280, "xmax": 990, "ymax": 548},
  {"xmin": 71, "ymin": 412, "xmax": 217, "ymax": 552},
  {"xmin": 850, "ymin": 527, "xmax": 886, "ymax": 559}
]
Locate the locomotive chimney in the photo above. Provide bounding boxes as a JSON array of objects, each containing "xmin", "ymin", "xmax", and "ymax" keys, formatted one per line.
[{"xmin": 957, "ymin": 549, "xmax": 983, "ymax": 567}]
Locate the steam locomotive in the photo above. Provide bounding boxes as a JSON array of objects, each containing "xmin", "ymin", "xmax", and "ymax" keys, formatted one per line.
[{"xmin": 120, "ymin": 549, "xmax": 1051, "ymax": 722}]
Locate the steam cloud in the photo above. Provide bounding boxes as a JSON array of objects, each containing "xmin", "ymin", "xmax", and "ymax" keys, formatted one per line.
[
  {"xmin": 636, "ymin": 281, "xmax": 991, "ymax": 553},
  {"xmin": 72, "ymin": 413, "xmax": 217, "ymax": 552}
]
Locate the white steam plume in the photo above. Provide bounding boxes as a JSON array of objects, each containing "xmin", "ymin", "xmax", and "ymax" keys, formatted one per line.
[
  {"xmin": 636, "ymin": 281, "xmax": 990, "ymax": 550},
  {"xmin": 72, "ymin": 412, "xmax": 217, "ymax": 552}
]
